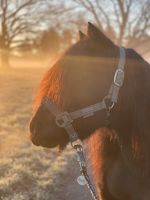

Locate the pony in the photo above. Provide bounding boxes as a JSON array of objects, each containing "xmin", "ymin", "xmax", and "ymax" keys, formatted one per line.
[{"xmin": 30, "ymin": 22, "xmax": 150, "ymax": 200}]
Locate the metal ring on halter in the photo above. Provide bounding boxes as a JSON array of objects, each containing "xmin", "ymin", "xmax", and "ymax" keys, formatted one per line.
[
  {"xmin": 55, "ymin": 112, "xmax": 73, "ymax": 127},
  {"xmin": 108, "ymin": 102, "xmax": 115, "ymax": 111},
  {"xmin": 71, "ymin": 139, "xmax": 83, "ymax": 148},
  {"xmin": 103, "ymin": 96, "xmax": 115, "ymax": 112}
]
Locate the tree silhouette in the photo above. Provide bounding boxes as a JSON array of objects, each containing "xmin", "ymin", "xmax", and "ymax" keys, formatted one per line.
[
  {"xmin": 39, "ymin": 28, "xmax": 61, "ymax": 58},
  {"xmin": 0, "ymin": 0, "xmax": 74, "ymax": 68},
  {"xmin": 73, "ymin": 0, "xmax": 150, "ymax": 55}
]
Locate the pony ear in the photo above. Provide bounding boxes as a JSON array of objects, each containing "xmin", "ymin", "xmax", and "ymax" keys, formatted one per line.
[
  {"xmin": 87, "ymin": 22, "xmax": 105, "ymax": 40},
  {"xmin": 79, "ymin": 30, "xmax": 86, "ymax": 40}
]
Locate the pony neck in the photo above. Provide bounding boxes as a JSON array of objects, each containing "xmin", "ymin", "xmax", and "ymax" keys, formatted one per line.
[{"xmin": 111, "ymin": 48, "xmax": 150, "ymax": 173}]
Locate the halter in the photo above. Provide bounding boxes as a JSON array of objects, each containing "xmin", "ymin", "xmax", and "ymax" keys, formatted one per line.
[{"xmin": 41, "ymin": 47, "xmax": 126, "ymax": 200}]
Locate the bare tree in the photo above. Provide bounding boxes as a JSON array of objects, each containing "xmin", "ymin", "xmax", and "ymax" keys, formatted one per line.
[
  {"xmin": 0, "ymin": 0, "xmax": 45, "ymax": 67},
  {"xmin": 39, "ymin": 27, "xmax": 61, "ymax": 59},
  {"xmin": 0, "ymin": 0, "xmax": 76, "ymax": 68},
  {"xmin": 73, "ymin": 0, "xmax": 150, "ymax": 56}
]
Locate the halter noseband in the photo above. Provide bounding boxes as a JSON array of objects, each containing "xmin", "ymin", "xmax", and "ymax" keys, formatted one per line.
[{"xmin": 41, "ymin": 47, "xmax": 126, "ymax": 200}]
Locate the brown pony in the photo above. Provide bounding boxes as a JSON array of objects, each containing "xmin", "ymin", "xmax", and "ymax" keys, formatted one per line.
[{"xmin": 30, "ymin": 23, "xmax": 150, "ymax": 200}]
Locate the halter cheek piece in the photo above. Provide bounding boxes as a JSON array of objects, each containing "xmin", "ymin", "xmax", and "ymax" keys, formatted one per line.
[{"xmin": 41, "ymin": 47, "xmax": 126, "ymax": 200}]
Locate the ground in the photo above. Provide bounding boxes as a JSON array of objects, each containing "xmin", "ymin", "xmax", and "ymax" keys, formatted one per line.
[{"xmin": 0, "ymin": 68, "xmax": 93, "ymax": 200}]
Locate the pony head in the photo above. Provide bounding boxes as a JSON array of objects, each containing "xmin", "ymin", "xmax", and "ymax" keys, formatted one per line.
[{"xmin": 29, "ymin": 23, "xmax": 119, "ymax": 149}]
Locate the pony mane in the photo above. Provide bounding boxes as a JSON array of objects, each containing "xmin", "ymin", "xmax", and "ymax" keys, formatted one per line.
[
  {"xmin": 113, "ymin": 49, "xmax": 150, "ymax": 175},
  {"xmin": 34, "ymin": 60, "xmax": 64, "ymax": 111},
  {"xmin": 87, "ymin": 128, "xmax": 118, "ymax": 189}
]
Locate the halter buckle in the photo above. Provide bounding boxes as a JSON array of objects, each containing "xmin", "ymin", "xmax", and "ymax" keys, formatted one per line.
[
  {"xmin": 114, "ymin": 69, "xmax": 124, "ymax": 87},
  {"xmin": 56, "ymin": 112, "xmax": 73, "ymax": 127}
]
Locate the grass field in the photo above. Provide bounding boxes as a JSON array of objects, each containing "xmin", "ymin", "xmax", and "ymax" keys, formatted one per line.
[{"xmin": 0, "ymin": 67, "xmax": 93, "ymax": 200}]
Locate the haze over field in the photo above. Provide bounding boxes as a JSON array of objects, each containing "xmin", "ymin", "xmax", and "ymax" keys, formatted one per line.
[{"xmin": 0, "ymin": 67, "xmax": 93, "ymax": 200}]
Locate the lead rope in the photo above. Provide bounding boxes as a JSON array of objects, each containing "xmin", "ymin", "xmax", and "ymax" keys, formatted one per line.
[
  {"xmin": 73, "ymin": 144, "xmax": 99, "ymax": 200},
  {"xmin": 42, "ymin": 97, "xmax": 99, "ymax": 200}
]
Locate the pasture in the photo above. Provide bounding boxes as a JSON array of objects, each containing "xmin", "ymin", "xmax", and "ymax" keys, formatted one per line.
[{"xmin": 0, "ymin": 68, "xmax": 92, "ymax": 200}]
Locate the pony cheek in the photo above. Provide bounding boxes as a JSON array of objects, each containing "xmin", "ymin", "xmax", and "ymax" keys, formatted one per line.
[{"xmin": 74, "ymin": 110, "xmax": 107, "ymax": 140}]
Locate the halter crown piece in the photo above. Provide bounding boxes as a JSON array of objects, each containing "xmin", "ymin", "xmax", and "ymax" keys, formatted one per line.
[{"xmin": 42, "ymin": 47, "xmax": 126, "ymax": 200}]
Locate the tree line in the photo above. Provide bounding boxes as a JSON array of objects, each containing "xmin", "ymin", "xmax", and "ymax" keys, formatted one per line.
[{"xmin": 0, "ymin": 0, "xmax": 150, "ymax": 68}]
